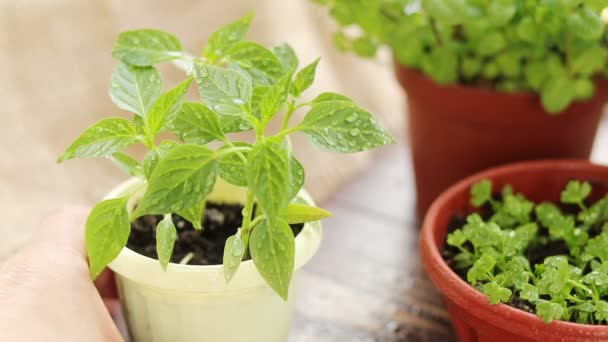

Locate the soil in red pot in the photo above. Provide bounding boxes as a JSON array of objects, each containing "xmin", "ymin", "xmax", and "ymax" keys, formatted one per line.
[{"xmin": 127, "ymin": 202, "xmax": 303, "ymax": 265}]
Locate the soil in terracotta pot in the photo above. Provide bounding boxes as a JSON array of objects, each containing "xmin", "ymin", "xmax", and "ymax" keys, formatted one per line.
[
  {"xmin": 441, "ymin": 194, "xmax": 602, "ymax": 316},
  {"xmin": 127, "ymin": 202, "xmax": 304, "ymax": 265}
]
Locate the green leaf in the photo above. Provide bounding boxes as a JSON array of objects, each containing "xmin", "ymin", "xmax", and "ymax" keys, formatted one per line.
[
  {"xmin": 250, "ymin": 218, "xmax": 295, "ymax": 300},
  {"xmin": 156, "ymin": 215, "xmax": 177, "ymax": 270},
  {"xmin": 110, "ymin": 63, "xmax": 163, "ymax": 117},
  {"xmin": 251, "ymin": 86, "xmax": 269, "ymax": 119},
  {"xmin": 352, "ymin": 36, "xmax": 377, "ymax": 57},
  {"xmin": 311, "ymin": 92, "xmax": 353, "ymax": 104},
  {"xmin": 273, "ymin": 43, "xmax": 299, "ymax": 71},
  {"xmin": 246, "ymin": 138, "xmax": 290, "ymax": 216},
  {"xmin": 286, "ymin": 156, "xmax": 305, "ymax": 204},
  {"xmin": 291, "ymin": 58, "xmax": 320, "ymax": 97},
  {"xmin": 260, "ymin": 71, "xmax": 293, "ymax": 124},
  {"xmin": 467, "ymin": 254, "xmax": 496, "ymax": 284},
  {"xmin": 583, "ymin": 270, "xmax": 608, "ymax": 287},
  {"xmin": 147, "ymin": 77, "xmax": 193, "ymax": 136},
  {"xmin": 488, "ymin": 1, "xmax": 517, "ymax": 26},
  {"xmin": 568, "ymin": 8, "xmax": 604, "ymax": 41},
  {"xmin": 226, "ymin": 41, "xmax": 285, "ymax": 85},
  {"xmin": 281, "ymin": 203, "xmax": 331, "ymax": 224},
  {"xmin": 561, "ymin": 180, "xmax": 592, "ymax": 205},
  {"xmin": 535, "ymin": 203, "xmax": 563, "ymax": 227},
  {"xmin": 570, "ymin": 43, "xmax": 607, "ymax": 77},
  {"xmin": 143, "ymin": 140, "xmax": 178, "ymax": 178},
  {"xmin": 421, "ymin": 47, "xmax": 459, "ymax": 84},
  {"xmin": 421, "ymin": 0, "xmax": 479, "ymax": 25},
  {"xmin": 481, "ymin": 281, "xmax": 512, "ymax": 304},
  {"xmin": 86, "ymin": 198, "xmax": 130, "ymax": 279},
  {"xmin": 447, "ymin": 229, "xmax": 467, "ymax": 247},
  {"xmin": 193, "ymin": 64, "xmax": 253, "ymax": 116},
  {"xmin": 475, "ymin": 31, "xmax": 507, "ymax": 57},
  {"xmin": 220, "ymin": 115, "xmax": 254, "ymax": 133},
  {"xmin": 471, "ymin": 180, "xmax": 492, "ymax": 207},
  {"xmin": 519, "ymin": 283, "xmax": 539, "ymax": 301},
  {"xmin": 541, "ymin": 75, "xmax": 575, "ymax": 114},
  {"xmin": 299, "ymin": 100, "xmax": 395, "ymax": 153},
  {"xmin": 177, "ymin": 200, "xmax": 206, "ymax": 230},
  {"xmin": 586, "ymin": 233, "xmax": 608, "ymax": 263},
  {"xmin": 536, "ymin": 300, "xmax": 565, "ymax": 323},
  {"xmin": 574, "ymin": 79, "xmax": 595, "ymax": 101},
  {"xmin": 169, "ymin": 102, "xmax": 225, "ymax": 144},
  {"xmin": 134, "ymin": 144, "xmax": 218, "ymax": 216},
  {"xmin": 110, "ymin": 152, "xmax": 144, "ymax": 178},
  {"xmin": 58, "ymin": 117, "xmax": 138, "ymax": 162},
  {"xmin": 203, "ymin": 13, "xmax": 253, "ymax": 63},
  {"xmin": 595, "ymin": 301, "xmax": 608, "ymax": 322},
  {"xmin": 223, "ymin": 230, "xmax": 246, "ymax": 283},
  {"xmin": 218, "ymin": 143, "xmax": 250, "ymax": 187},
  {"xmin": 112, "ymin": 29, "xmax": 183, "ymax": 66}
]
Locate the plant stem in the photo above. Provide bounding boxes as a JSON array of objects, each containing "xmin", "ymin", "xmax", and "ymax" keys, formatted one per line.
[
  {"xmin": 215, "ymin": 146, "xmax": 251, "ymax": 160},
  {"xmin": 568, "ymin": 279, "xmax": 593, "ymax": 296},
  {"xmin": 281, "ymin": 99, "xmax": 297, "ymax": 131},
  {"xmin": 179, "ymin": 252, "xmax": 194, "ymax": 265},
  {"xmin": 275, "ymin": 126, "xmax": 300, "ymax": 140},
  {"xmin": 240, "ymin": 191, "xmax": 256, "ymax": 247}
]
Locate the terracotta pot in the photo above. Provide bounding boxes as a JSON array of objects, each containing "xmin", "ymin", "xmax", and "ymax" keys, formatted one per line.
[
  {"xmin": 395, "ymin": 65, "xmax": 608, "ymax": 217},
  {"xmin": 420, "ymin": 159, "xmax": 608, "ymax": 342}
]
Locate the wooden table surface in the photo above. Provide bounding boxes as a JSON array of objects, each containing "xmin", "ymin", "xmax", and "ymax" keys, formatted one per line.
[{"xmin": 289, "ymin": 144, "xmax": 456, "ymax": 342}]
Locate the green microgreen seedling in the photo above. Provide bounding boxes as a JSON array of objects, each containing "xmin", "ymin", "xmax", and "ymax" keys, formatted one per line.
[
  {"xmin": 58, "ymin": 13, "xmax": 395, "ymax": 300},
  {"xmin": 447, "ymin": 179, "xmax": 608, "ymax": 325},
  {"xmin": 315, "ymin": 0, "xmax": 608, "ymax": 113}
]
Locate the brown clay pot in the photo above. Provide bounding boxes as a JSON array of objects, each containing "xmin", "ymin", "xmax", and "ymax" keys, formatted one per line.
[
  {"xmin": 395, "ymin": 65, "xmax": 608, "ymax": 217},
  {"xmin": 420, "ymin": 159, "xmax": 608, "ymax": 342}
]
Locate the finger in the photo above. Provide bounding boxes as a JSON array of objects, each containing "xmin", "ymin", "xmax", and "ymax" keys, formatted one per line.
[{"xmin": 34, "ymin": 205, "xmax": 90, "ymax": 260}]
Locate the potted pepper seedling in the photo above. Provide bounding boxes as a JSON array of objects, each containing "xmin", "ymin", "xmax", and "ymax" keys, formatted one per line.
[
  {"xmin": 58, "ymin": 14, "xmax": 394, "ymax": 342},
  {"xmin": 316, "ymin": 0, "xmax": 608, "ymax": 216},
  {"xmin": 421, "ymin": 160, "xmax": 608, "ymax": 341}
]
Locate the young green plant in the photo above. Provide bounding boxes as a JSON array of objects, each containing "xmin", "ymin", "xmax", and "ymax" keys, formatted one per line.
[
  {"xmin": 448, "ymin": 179, "xmax": 608, "ymax": 325},
  {"xmin": 315, "ymin": 0, "xmax": 608, "ymax": 113},
  {"xmin": 58, "ymin": 14, "xmax": 395, "ymax": 300}
]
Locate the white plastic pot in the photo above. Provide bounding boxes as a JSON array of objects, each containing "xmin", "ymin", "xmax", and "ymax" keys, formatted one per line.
[{"xmin": 105, "ymin": 178, "xmax": 323, "ymax": 342}]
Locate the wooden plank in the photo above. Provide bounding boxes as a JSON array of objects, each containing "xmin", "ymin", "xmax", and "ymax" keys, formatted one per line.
[{"xmin": 290, "ymin": 146, "xmax": 456, "ymax": 341}]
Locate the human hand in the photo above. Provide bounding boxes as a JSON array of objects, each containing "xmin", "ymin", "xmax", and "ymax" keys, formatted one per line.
[{"xmin": 0, "ymin": 206, "xmax": 123, "ymax": 341}]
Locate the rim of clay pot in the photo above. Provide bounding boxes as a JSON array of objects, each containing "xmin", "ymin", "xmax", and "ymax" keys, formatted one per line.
[
  {"xmin": 420, "ymin": 159, "xmax": 608, "ymax": 338},
  {"xmin": 107, "ymin": 177, "xmax": 323, "ymax": 292},
  {"xmin": 395, "ymin": 63, "xmax": 608, "ymax": 99}
]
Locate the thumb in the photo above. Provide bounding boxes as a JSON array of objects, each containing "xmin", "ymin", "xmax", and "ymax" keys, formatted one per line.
[
  {"xmin": 34, "ymin": 205, "xmax": 91, "ymax": 260},
  {"xmin": 34, "ymin": 205, "xmax": 119, "ymax": 299}
]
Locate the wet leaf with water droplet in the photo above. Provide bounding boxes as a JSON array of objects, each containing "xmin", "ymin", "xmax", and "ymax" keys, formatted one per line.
[
  {"xmin": 192, "ymin": 64, "xmax": 252, "ymax": 117},
  {"xmin": 250, "ymin": 218, "xmax": 295, "ymax": 300},
  {"xmin": 134, "ymin": 144, "xmax": 218, "ymax": 216},
  {"xmin": 223, "ymin": 231, "xmax": 246, "ymax": 283},
  {"xmin": 110, "ymin": 62, "xmax": 163, "ymax": 118},
  {"xmin": 202, "ymin": 13, "xmax": 253, "ymax": 63},
  {"xmin": 169, "ymin": 102, "xmax": 225, "ymax": 144},
  {"xmin": 112, "ymin": 29, "xmax": 183, "ymax": 66},
  {"xmin": 218, "ymin": 142, "xmax": 250, "ymax": 187},
  {"xmin": 156, "ymin": 215, "xmax": 178, "ymax": 270},
  {"xmin": 58, "ymin": 117, "xmax": 139, "ymax": 163},
  {"xmin": 299, "ymin": 100, "xmax": 395, "ymax": 153}
]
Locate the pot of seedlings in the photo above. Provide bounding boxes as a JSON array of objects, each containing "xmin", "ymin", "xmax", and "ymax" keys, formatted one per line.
[
  {"xmin": 421, "ymin": 160, "xmax": 608, "ymax": 341},
  {"xmin": 316, "ymin": 0, "xmax": 608, "ymax": 217},
  {"xmin": 58, "ymin": 14, "xmax": 394, "ymax": 342}
]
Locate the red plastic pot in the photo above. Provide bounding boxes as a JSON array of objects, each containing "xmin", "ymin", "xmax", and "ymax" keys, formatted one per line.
[
  {"xmin": 396, "ymin": 65, "xmax": 608, "ymax": 217},
  {"xmin": 420, "ymin": 160, "xmax": 608, "ymax": 342}
]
